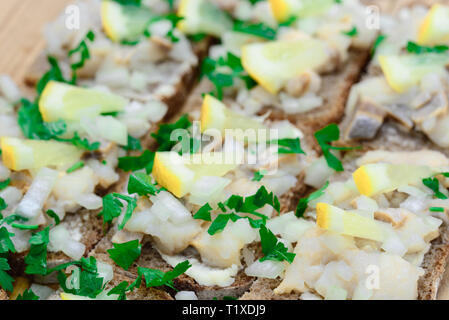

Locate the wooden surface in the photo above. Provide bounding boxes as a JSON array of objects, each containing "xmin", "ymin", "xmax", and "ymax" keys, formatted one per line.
[{"xmin": 0, "ymin": 0, "xmax": 72, "ymax": 86}]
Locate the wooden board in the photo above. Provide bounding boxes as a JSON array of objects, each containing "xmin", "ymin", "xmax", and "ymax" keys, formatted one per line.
[{"xmin": 0, "ymin": 0, "xmax": 72, "ymax": 87}]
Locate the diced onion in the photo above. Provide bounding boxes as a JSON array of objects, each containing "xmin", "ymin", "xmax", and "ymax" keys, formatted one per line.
[
  {"xmin": 188, "ymin": 176, "xmax": 230, "ymax": 206},
  {"xmin": 304, "ymin": 157, "xmax": 335, "ymax": 189},
  {"xmin": 96, "ymin": 116, "xmax": 128, "ymax": 146},
  {"xmin": 16, "ymin": 168, "xmax": 58, "ymax": 219},
  {"xmin": 245, "ymin": 260, "xmax": 285, "ymax": 279},
  {"xmin": 0, "ymin": 75, "xmax": 21, "ymax": 103},
  {"xmin": 175, "ymin": 291, "xmax": 198, "ymax": 300}
]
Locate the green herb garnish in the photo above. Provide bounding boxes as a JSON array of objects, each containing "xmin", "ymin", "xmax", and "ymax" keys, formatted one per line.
[
  {"xmin": 45, "ymin": 209, "xmax": 61, "ymax": 225},
  {"xmin": 342, "ymin": 26, "xmax": 358, "ymax": 37},
  {"xmin": 423, "ymin": 177, "xmax": 448, "ymax": 199},
  {"xmin": 66, "ymin": 161, "xmax": 85, "ymax": 173},
  {"xmin": 24, "ymin": 227, "xmax": 50, "ymax": 275},
  {"xmin": 259, "ymin": 224, "xmax": 295, "ymax": 263},
  {"xmin": 118, "ymin": 150, "xmax": 155, "ymax": 173},
  {"xmin": 295, "ymin": 181, "xmax": 329, "ymax": 217},
  {"xmin": 406, "ymin": 41, "xmax": 449, "ymax": 54},
  {"xmin": 107, "ymin": 240, "xmax": 142, "ymax": 270}
]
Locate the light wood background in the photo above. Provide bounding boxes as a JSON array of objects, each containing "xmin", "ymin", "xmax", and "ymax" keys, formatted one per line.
[{"xmin": 0, "ymin": 0, "xmax": 73, "ymax": 86}]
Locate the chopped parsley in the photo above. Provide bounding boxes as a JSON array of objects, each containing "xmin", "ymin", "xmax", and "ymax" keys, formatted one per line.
[
  {"xmin": 252, "ymin": 170, "xmax": 267, "ymax": 182},
  {"xmin": 193, "ymin": 203, "xmax": 213, "ymax": 221},
  {"xmin": 45, "ymin": 209, "xmax": 61, "ymax": 225},
  {"xmin": 233, "ymin": 20, "xmax": 277, "ymax": 40},
  {"xmin": 98, "ymin": 193, "xmax": 137, "ymax": 229},
  {"xmin": 0, "ymin": 227, "xmax": 16, "ymax": 255},
  {"xmin": 275, "ymin": 138, "xmax": 305, "ymax": 154},
  {"xmin": 406, "ymin": 41, "xmax": 449, "ymax": 54},
  {"xmin": 68, "ymin": 30, "xmax": 95, "ymax": 83},
  {"xmin": 16, "ymin": 289, "xmax": 39, "ymax": 300},
  {"xmin": 66, "ymin": 161, "xmax": 85, "ymax": 173},
  {"xmin": 123, "ymin": 135, "xmax": 142, "ymax": 151},
  {"xmin": 259, "ymin": 225, "xmax": 295, "ymax": 264},
  {"xmin": 152, "ymin": 114, "xmax": 192, "ymax": 151},
  {"xmin": 430, "ymin": 207, "xmax": 444, "ymax": 212},
  {"xmin": 0, "ymin": 258, "xmax": 14, "ymax": 292},
  {"xmin": 295, "ymin": 181, "xmax": 329, "ymax": 217},
  {"xmin": 57, "ymin": 257, "xmax": 106, "ymax": 299},
  {"xmin": 36, "ymin": 56, "xmax": 67, "ymax": 95},
  {"xmin": 195, "ymin": 186, "xmax": 280, "ymax": 235},
  {"xmin": 118, "ymin": 150, "xmax": 155, "ymax": 173},
  {"xmin": 112, "ymin": 0, "xmax": 142, "ymax": 6},
  {"xmin": 24, "ymin": 227, "xmax": 50, "ymax": 275},
  {"xmin": 371, "ymin": 34, "xmax": 386, "ymax": 55},
  {"xmin": 11, "ymin": 223, "xmax": 39, "ymax": 230},
  {"xmin": 128, "ymin": 172, "xmax": 159, "ymax": 196},
  {"xmin": 107, "ymin": 240, "xmax": 142, "ymax": 270},
  {"xmin": 0, "ymin": 179, "xmax": 10, "ymax": 191},
  {"xmin": 422, "ymin": 177, "xmax": 448, "ymax": 200},
  {"xmin": 138, "ymin": 260, "xmax": 191, "ymax": 289},
  {"xmin": 57, "ymin": 132, "xmax": 100, "ymax": 151},
  {"xmin": 342, "ymin": 26, "xmax": 358, "ymax": 37},
  {"xmin": 201, "ymin": 52, "xmax": 256, "ymax": 100},
  {"xmin": 315, "ymin": 124, "xmax": 359, "ymax": 172}
]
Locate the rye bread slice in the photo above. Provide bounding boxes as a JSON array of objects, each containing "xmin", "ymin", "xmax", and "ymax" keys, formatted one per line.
[{"xmin": 0, "ymin": 289, "xmax": 8, "ymax": 300}]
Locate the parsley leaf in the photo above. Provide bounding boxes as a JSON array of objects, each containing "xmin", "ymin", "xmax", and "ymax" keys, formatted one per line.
[
  {"xmin": 295, "ymin": 181, "xmax": 329, "ymax": 217},
  {"xmin": 201, "ymin": 53, "xmax": 256, "ymax": 100},
  {"xmin": 16, "ymin": 288, "xmax": 39, "ymax": 300},
  {"xmin": 252, "ymin": 170, "xmax": 266, "ymax": 182},
  {"xmin": 128, "ymin": 172, "xmax": 159, "ymax": 196},
  {"xmin": 259, "ymin": 225, "xmax": 295, "ymax": 263},
  {"xmin": 152, "ymin": 114, "xmax": 192, "ymax": 151},
  {"xmin": 66, "ymin": 161, "xmax": 85, "ymax": 173},
  {"xmin": 0, "ymin": 258, "xmax": 13, "ymax": 292},
  {"xmin": 342, "ymin": 26, "xmax": 358, "ymax": 37},
  {"xmin": 68, "ymin": 30, "xmax": 95, "ymax": 83},
  {"xmin": 98, "ymin": 194, "xmax": 123, "ymax": 225},
  {"xmin": 193, "ymin": 203, "xmax": 213, "ymax": 221},
  {"xmin": 107, "ymin": 240, "xmax": 141, "ymax": 270},
  {"xmin": 233, "ymin": 20, "xmax": 277, "ymax": 40},
  {"xmin": 138, "ymin": 260, "xmax": 191, "ymax": 289},
  {"xmin": 36, "ymin": 56, "xmax": 67, "ymax": 95},
  {"xmin": 112, "ymin": 0, "xmax": 142, "ymax": 6},
  {"xmin": 24, "ymin": 227, "xmax": 50, "ymax": 275},
  {"xmin": 45, "ymin": 209, "xmax": 61, "ymax": 225},
  {"xmin": 315, "ymin": 124, "xmax": 359, "ymax": 172},
  {"xmin": 371, "ymin": 34, "xmax": 386, "ymax": 55},
  {"xmin": 122, "ymin": 135, "xmax": 142, "ymax": 151},
  {"xmin": 57, "ymin": 257, "xmax": 105, "ymax": 299},
  {"xmin": 0, "ymin": 227, "xmax": 15, "ymax": 254},
  {"xmin": 0, "ymin": 179, "xmax": 10, "ymax": 191},
  {"xmin": 430, "ymin": 206, "xmax": 444, "ymax": 212},
  {"xmin": 406, "ymin": 41, "xmax": 449, "ymax": 54},
  {"xmin": 107, "ymin": 280, "xmax": 140, "ymax": 300},
  {"xmin": 18, "ymin": 98, "xmax": 67, "ymax": 140},
  {"xmin": 275, "ymin": 138, "xmax": 305, "ymax": 154},
  {"xmin": 98, "ymin": 193, "xmax": 137, "ymax": 229},
  {"xmin": 423, "ymin": 177, "xmax": 448, "ymax": 199},
  {"xmin": 118, "ymin": 150, "xmax": 155, "ymax": 173}
]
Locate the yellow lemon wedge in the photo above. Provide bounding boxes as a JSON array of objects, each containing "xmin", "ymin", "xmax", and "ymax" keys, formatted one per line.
[
  {"xmin": 353, "ymin": 163, "xmax": 432, "ymax": 197},
  {"xmin": 417, "ymin": 4, "xmax": 449, "ymax": 46},
  {"xmin": 1, "ymin": 137, "xmax": 83, "ymax": 171},
  {"xmin": 101, "ymin": 0, "xmax": 153, "ymax": 43},
  {"xmin": 241, "ymin": 39, "xmax": 329, "ymax": 94},
  {"xmin": 316, "ymin": 203, "xmax": 385, "ymax": 242},
  {"xmin": 269, "ymin": 0, "xmax": 334, "ymax": 22},
  {"xmin": 177, "ymin": 0, "xmax": 232, "ymax": 37},
  {"xmin": 60, "ymin": 292, "xmax": 93, "ymax": 300},
  {"xmin": 152, "ymin": 151, "xmax": 237, "ymax": 198},
  {"xmin": 39, "ymin": 81, "xmax": 128, "ymax": 122},
  {"xmin": 378, "ymin": 54, "xmax": 449, "ymax": 93},
  {"xmin": 200, "ymin": 94, "xmax": 267, "ymax": 141}
]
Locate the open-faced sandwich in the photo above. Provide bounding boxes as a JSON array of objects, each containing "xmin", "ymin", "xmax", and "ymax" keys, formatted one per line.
[{"xmin": 1, "ymin": 0, "xmax": 449, "ymax": 301}]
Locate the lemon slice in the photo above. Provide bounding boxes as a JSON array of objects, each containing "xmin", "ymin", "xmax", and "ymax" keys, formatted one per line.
[
  {"xmin": 1, "ymin": 137, "xmax": 83, "ymax": 171},
  {"xmin": 316, "ymin": 203, "xmax": 385, "ymax": 242},
  {"xmin": 200, "ymin": 95, "xmax": 267, "ymax": 141},
  {"xmin": 241, "ymin": 39, "xmax": 329, "ymax": 94},
  {"xmin": 60, "ymin": 292, "xmax": 93, "ymax": 300},
  {"xmin": 153, "ymin": 151, "xmax": 237, "ymax": 198},
  {"xmin": 39, "ymin": 81, "xmax": 128, "ymax": 122},
  {"xmin": 178, "ymin": 0, "xmax": 232, "ymax": 37},
  {"xmin": 269, "ymin": 0, "xmax": 334, "ymax": 22},
  {"xmin": 417, "ymin": 4, "xmax": 449, "ymax": 46},
  {"xmin": 353, "ymin": 163, "xmax": 432, "ymax": 197},
  {"xmin": 379, "ymin": 54, "xmax": 449, "ymax": 93},
  {"xmin": 101, "ymin": 0, "xmax": 153, "ymax": 43}
]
